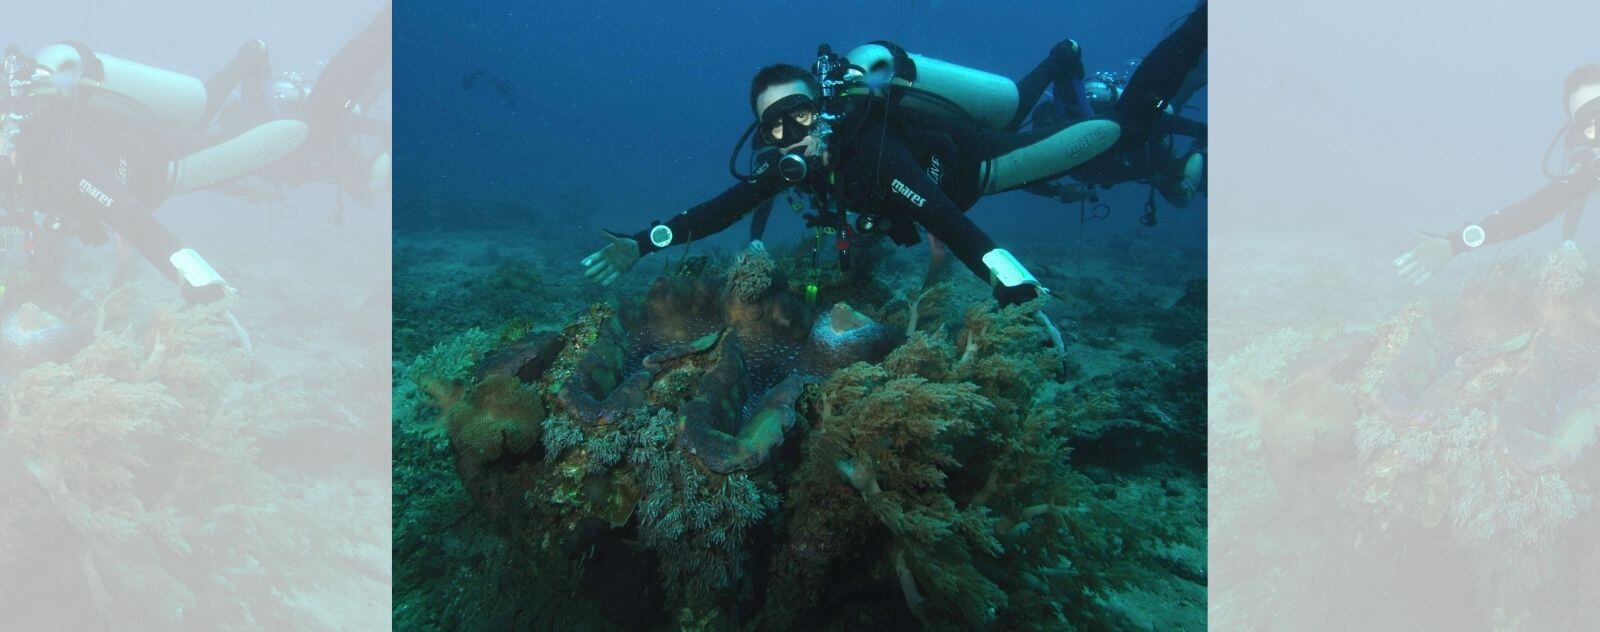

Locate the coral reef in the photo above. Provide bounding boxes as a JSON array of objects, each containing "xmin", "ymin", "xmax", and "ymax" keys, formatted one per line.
[
  {"xmin": 395, "ymin": 227, "xmax": 1207, "ymax": 630},
  {"xmin": 1153, "ymin": 277, "xmax": 1206, "ymax": 346},
  {"xmin": 1213, "ymin": 242, "xmax": 1600, "ymax": 629},
  {"xmin": 4, "ymin": 292, "xmax": 388, "ymax": 629}
]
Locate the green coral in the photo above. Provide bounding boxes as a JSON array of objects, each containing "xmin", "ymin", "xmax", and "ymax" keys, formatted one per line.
[
  {"xmin": 539, "ymin": 413, "xmax": 586, "ymax": 460},
  {"xmin": 403, "ymin": 328, "xmax": 498, "ymax": 413},
  {"xmin": 497, "ymin": 316, "xmax": 539, "ymax": 345}
]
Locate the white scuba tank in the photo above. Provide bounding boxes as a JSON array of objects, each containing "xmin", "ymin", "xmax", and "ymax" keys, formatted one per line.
[
  {"xmin": 32, "ymin": 43, "xmax": 207, "ymax": 130},
  {"xmin": 844, "ymin": 42, "xmax": 1019, "ymax": 130}
]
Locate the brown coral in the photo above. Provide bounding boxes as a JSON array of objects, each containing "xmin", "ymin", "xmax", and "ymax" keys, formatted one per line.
[
  {"xmin": 447, "ymin": 374, "xmax": 544, "ymax": 465},
  {"xmin": 1538, "ymin": 241, "xmax": 1589, "ymax": 303},
  {"xmin": 726, "ymin": 244, "xmax": 777, "ymax": 302}
]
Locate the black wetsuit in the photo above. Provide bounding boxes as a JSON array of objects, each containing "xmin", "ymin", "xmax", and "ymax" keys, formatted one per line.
[
  {"xmin": 633, "ymin": 2, "xmax": 1206, "ymax": 305},
  {"xmin": 635, "ymin": 102, "xmax": 1127, "ymax": 305},
  {"xmin": 1453, "ymin": 172, "xmax": 1600, "ymax": 254},
  {"xmin": 208, "ymin": 5, "xmax": 392, "ymax": 207},
  {"xmin": 9, "ymin": 97, "xmax": 224, "ymax": 302}
]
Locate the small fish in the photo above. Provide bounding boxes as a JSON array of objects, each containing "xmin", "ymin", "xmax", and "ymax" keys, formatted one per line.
[{"xmin": 461, "ymin": 69, "xmax": 483, "ymax": 90}]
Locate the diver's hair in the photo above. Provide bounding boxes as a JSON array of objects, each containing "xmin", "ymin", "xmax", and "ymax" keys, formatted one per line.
[
  {"xmin": 749, "ymin": 64, "xmax": 820, "ymax": 116},
  {"xmin": 1564, "ymin": 64, "xmax": 1600, "ymax": 103}
]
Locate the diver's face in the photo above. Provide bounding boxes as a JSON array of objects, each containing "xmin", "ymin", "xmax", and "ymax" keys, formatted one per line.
[
  {"xmin": 1569, "ymin": 83, "xmax": 1600, "ymax": 141},
  {"xmin": 756, "ymin": 80, "xmax": 818, "ymax": 144}
]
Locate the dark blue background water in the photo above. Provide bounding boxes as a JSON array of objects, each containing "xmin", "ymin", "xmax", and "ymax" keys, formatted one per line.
[{"xmin": 396, "ymin": 0, "xmax": 1204, "ymax": 254}]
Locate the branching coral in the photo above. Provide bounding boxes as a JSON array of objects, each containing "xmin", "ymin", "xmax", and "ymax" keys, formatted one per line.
[
  {"xmin": 767, "ymin": 297, "xmax": 1193, "ymax": 630},
  {"xmin": 4, "ymin": 293, "xmax": 386, "ymax": 630},
  {"xmin": 627, "ymin": 409, "xmax": 778, "ymax": 609},
  {"xmin": 802, "ymin": 361, "xmax": 1005, "ymax": 627},
  {"xmin": 954, "ymin": 299, "xmax": 1061, "ymax": 413},
  {"xmin": 1538, "ymin": 241, "xmax": 1588, "ymax": 303},
  {"xmin": 726, "ymin": 244, "xmax": 777, "ymax": 302},
  {"xmin": 401, "ymin": 238, "xmax": 1205, "ymax": 631}
]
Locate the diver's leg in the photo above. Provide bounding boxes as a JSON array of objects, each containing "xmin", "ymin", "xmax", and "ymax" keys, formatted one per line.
[
  {"xmin": 1157, "ymin": 112, "xmax": 1207, "ymax": 141},
  {"xmin": 1171, "ymin": 51, "xmax": 1207, "ymax": 113},
  {"xmin": 352, "ymin": 112, "xmax": 393, "ymax": 141},
  {"xmin": 1007, "ymin": 40, "xmax": 1086, "ymax": 132},
  {"xmin": 306, "ymin": 4, "xmax": 393, "ymax": 139},
  {"xmin": 202, "ymin": 39, "xmax": 274, "ymax": 125},
  {"xmin": 1114, "ymin": 1, "xmax": 1207, "ymax": 143},
  {"xmin": 976, "ymin": 3, "xmax": 1205, "ymax": 195}
]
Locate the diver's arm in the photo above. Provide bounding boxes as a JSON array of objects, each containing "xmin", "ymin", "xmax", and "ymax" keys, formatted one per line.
[
  {"xmin": 583, "ymin": 150, "xmax": 782, "ymax": 285},
  {"xmin": 35, "ymin": 129, "xmax": 233, "ymax": 302},
  {"xmin": 1452, "ymin": 178, "xmax": 1593, "ymax": 254},
  {"xmin": 1398, "ymin": 177, "xmax": 1593, "ymax": 285},
  {"xmin": 868, "ymin": 134, "xmax": 1046, "ymax": 306},
  {"xmin": 1009, "ymin": 39, "xmax": 1088, "ymax": 132},
  {"xmin": 64, "ymin": 175, "xmax": 231, "ymax": 302},
  {"xmin": 105, "ymin": 208, "xmax": 232, "ymax": 303},
  {"xmin": 632, "ymin": 159, "xmax": 784, "ymax": 255}
]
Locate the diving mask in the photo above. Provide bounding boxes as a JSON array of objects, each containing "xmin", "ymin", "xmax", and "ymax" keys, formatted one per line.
[
  {"xmin": 759, "ymin": 93, "xmax": 830, "ymax": 183},
  {"xmin": 759, "ymin": 93, "xmax": 818, "ymax": 146}
]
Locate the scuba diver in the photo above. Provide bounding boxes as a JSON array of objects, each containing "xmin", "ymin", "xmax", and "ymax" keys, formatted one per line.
[
  {"xmin": 1395, "ymin": 64, "xmax": 1600, "ymax": 286},
  {"xmin": 209, "ymin": 4, "xmax": 393, "ymax": 212},
  {"xmin": 581, "ymin": 4, "xmax": 1207, "ymax": 315},
  {"xmin": 742, "ymin": 38, "xmax": 1107, "ymax": 245},
  {"xmin": 0, "ymin": 3, "xmax": 391, "ymax": 312},
  {"xmin": 1018, "ymin": 49, "xmax": 1207, "ymax": 218},
  {"xmin": 0, "ymin": 40, "xmax": 312, "ymax": 306}
]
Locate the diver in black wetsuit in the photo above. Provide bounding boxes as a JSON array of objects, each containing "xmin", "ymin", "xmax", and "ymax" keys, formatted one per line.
[
  {"xmin": 1395, "ymin": 64, "xmax": 1600, "ymax": 286},
  {"xmin": 210, "ymin": 5, "xmax": 393, "ymax": 210},
  {"xmin": 1014, "ymin": 44, "xmax": 1207, "ymax": 218},
  {"xmin": 0, "ymin": 5, "xmax": 390, "ymax": 306},
  {"xmin": 741, "ymin": 38, "xmax": 1104, "ymax": 245},
  {"xmin": 0, "ymin": 42, "xmax": 295, "ymax": 304},
  {"xmin": 583, "ymin": 3, "xmax": 1206, "ymax": 312}
]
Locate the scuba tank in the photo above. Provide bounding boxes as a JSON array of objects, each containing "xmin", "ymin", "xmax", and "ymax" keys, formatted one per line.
[
  {"xmin": 31, "ymin": 43, "xmax": 207, "ymax": 130},
  {"xmin": 843, "ymin": 42, "xmax": 1019, "ymax": 130}
]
